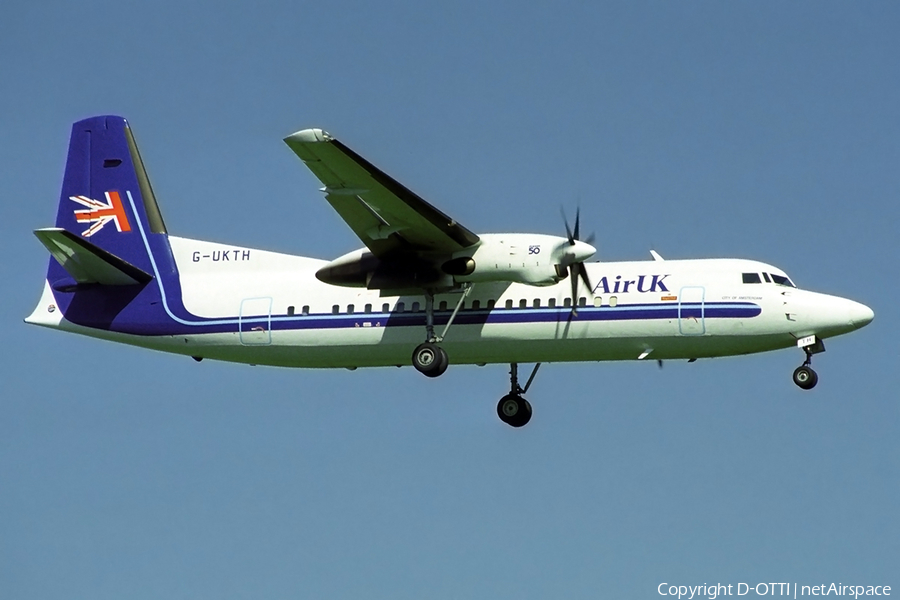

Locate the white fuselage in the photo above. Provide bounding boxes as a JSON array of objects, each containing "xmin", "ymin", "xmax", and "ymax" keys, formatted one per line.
[{"xmin": 27, "ymin": 235, "xmax": 874, "ymax": 370}]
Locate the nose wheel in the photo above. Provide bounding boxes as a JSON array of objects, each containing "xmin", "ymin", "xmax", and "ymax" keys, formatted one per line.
[{"xmin": 792, "ymin": 365, "xmax": 818, "ymax": 390}]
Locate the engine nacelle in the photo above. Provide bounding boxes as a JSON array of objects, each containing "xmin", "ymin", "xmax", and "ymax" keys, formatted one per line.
[
  {"xmin": 443, "ymin": 233, "xmax": 588, "ymax": 286},
  {"xmin": 316, "ymin": 233, "xmax": 595, "ymax": 290},
  {"xmin": 316, "ymin": 248, "xmax": 453, "ymax": 289}
]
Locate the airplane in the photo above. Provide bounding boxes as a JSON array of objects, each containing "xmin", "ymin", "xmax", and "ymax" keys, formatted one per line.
[{"xmin": 26, "ymin": 115, "xmax": 875, "ymax": 427}]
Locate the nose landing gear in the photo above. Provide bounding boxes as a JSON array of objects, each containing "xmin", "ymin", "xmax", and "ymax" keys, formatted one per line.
[
  {"xmin": 792, "ymin": 364, "xmax": 818, "ymax": 390},
  {"xmin": 793, "ymin": 335, "xmax": 825, "ymax": 390}
]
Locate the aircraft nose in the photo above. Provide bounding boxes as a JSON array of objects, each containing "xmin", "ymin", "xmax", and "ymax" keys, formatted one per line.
[{"xmin": 849, "ymin": 300, "xmax": 875, "ymax": 329}]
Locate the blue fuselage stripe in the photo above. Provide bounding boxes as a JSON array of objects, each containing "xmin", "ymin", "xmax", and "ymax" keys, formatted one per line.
[{"xmin": 126, "ymin": 302, "xmax": 760, "ymax": 336}]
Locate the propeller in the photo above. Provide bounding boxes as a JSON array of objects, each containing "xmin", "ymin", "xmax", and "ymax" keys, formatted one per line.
[{"xmin": 558, "ymin": 207, "xmax": 597, "ymax": 315}]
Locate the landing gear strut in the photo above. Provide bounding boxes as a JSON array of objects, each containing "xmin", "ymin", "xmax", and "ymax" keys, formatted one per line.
[
  {"xmin": 497, "ymin": 362, "xmax": 540, "ymax": 427},
  {"xmin": 793, "ymin": 336, "xmax": 824, "ymax": 390},
  {"xmin": 411, "ymin": 286, "xmax": 471, "ymax": 378}
]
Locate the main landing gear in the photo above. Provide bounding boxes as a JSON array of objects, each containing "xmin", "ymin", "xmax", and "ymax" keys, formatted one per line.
[
  {"xmin": 412, "ymin": 341, "xmax": 448, "ymax": 378},
  {"xmin": 411, "ymin": 287, "xmax": 471, "ymax": 378},
  {"xmin": 497, "ymin": 363, "xmax": 541, "ymax": 428},
  {"xmin": 793, "ymin": 336, "xmax": 825, "ymax": 390}
]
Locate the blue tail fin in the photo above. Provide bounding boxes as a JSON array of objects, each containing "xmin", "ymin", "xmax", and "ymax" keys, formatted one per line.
[
  {"xmin": 47, "ymin": 115, "xmax": 173, "ymax": 287},
  {"xmin": 36, "ymin": 116, "xmax": 180, "ymax": 331}
]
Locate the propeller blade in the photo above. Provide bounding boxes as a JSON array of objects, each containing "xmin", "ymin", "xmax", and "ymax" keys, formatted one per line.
[
  {"xmin": 584, "ymin": 232, "xmax": 596, "ymax": 245},
  {"xmin": 573, "ymin": 207, "xmax": 581, "ymax": 241},
  {"xmin": 561, "ymin": 208, "xmax": 574, "ymax": 244},
  {"xmin": 570, "ymin": 265, "xmax": 579, "ymax": 314},
  {"xmin": 561, "ymin": 207, "xmax": 595, "ymax": 317},
  {"xmin": 578, "ymin": 262, "xmax": 593, "ymax": 295}
]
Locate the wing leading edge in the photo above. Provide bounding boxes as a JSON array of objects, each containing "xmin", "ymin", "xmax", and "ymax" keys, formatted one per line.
[{"xmin": 284, "ymin": 129, "xmax": 480, "ymax": 259}]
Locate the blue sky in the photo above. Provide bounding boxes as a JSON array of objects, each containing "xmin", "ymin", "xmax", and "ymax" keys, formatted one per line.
[{"xmin": 2, "ymin": 2, "xmax": 897, "ymax": 598}]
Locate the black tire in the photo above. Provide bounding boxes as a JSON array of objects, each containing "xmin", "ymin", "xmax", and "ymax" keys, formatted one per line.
[
  {"xmin": 412, "ymin": 342, "xmax": 449, "ymax": 378},
  {"xmin": 497, "ymin": 394, "xmax": 532, "ymax": 427},
  {"xmin": 792, "ymin": 366, "xmax": 818, "ymax": 390},
  {"xmin": 515, "ymin": 399, "xmax": 533, "ymax": 427},
  {"xmin": 433, "ymin": 346, "xmax": 449, "ymax": 377}
]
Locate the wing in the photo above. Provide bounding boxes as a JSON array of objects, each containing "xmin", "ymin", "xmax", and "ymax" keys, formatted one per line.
[{"xmin": 284, "ymin": 129, "xmax": 480, "ymax": 259}]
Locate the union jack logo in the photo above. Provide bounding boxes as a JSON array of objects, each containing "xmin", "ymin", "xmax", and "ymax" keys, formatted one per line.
[{"xmin": 70, "ymin": 191, "xmax": 132, "ymax": 237}]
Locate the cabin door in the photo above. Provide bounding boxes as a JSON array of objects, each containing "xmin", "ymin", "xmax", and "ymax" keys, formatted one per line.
[
  {"xmin": 239, "ymin": 297, "xmax": 273, "ymax": 345},
  {"xmin": 678, "ymin": 286, "xmax": 706, "ymax": 335}
]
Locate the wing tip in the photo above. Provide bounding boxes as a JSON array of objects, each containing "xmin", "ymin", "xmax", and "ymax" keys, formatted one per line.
[{"xmin": 284, "ymin": 128, "xmax": 332, "ymax": 144}]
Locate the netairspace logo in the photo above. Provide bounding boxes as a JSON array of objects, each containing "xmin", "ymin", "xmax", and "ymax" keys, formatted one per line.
[{"xmin": 658, "ymin": 582, "xmax": 891, "ymax": 600}]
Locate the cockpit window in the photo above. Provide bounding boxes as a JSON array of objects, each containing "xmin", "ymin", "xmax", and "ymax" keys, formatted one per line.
[
  {"xmin": 770, "ymin": 273, "xmax": 795, "ymax": 287},
  {"xmin": 762, "ymin": 272, "xmax": 771, "ymax": 283},
  {"xmin": 742, "ymin": 273, "xmax": 762, "ymax": 284}
]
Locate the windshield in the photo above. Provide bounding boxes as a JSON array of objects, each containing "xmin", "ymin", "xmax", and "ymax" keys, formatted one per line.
[{"xmin": 769, "ymin": 273, "xmax": 795, "ymax": 287}]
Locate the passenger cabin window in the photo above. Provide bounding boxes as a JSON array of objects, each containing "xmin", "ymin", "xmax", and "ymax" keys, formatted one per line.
[
  {"xmin": 609, "ymin": 296, "xmax": 618, "ymax": 307},
  {"xmin": 332, "ymin": 305, "xmax": 340, "ymax": 315},
  {"xmin": 548, "ymin": 298, "xmax": 556, "ymax": 308},
  {"xmin": 411, "ymin": 302, "xmax": 420, "ymax": 312},
  {"xmin": 347, "ymin": 304, "xmax": 355, "ymax": 314},
  {"xmin": 593, "ymin": 297, "xmax": 603, "ymax": 307},
  {"xmin": 471, "ymin": 300, "xmax": 481, "ymax": 310},
  {"xmin": 742, "ymin": 273, "xmax": 762, "ymax": 284},
  {"xmin": 487, "ymin": 299, "xmax": 496, "ymax": 309},
  {"xmin": 564, "ymin": 298, "xmax": 572, "ymax": 308},
  {"xmin": 364, "ymin": 303, "xmax": 372, "ymax": 314},
  {"xmin": 396, "ymin": 302, "xmax": 405, "ymax": 312},
  {"xmin": 533, "ymin": 299, "xmax": 541, "ymax": 308},
  {"xmin": 382, "ymin": 303, "xmax": 390, "ymax": 313},
  {"xmin": 287, "ymin": 306, "xmax": 295, "ymax": 316},
  {"xmin": 519, "ymin": 299, "xmax": 527, "ymax": 309},
  {"xmin": 302, "ymin": 305, "xmax": 310, "ymax": 316},
  {"xmin": 505, "ymin": 299, "xmax": 513, "ymax": 309},
  {"xmin": 578, "ymin": 297, "xmax": 587, "ymax": 307},
  {"xmin": 439, "ymin": 301, "xmax": 448, "ymax": 311}
]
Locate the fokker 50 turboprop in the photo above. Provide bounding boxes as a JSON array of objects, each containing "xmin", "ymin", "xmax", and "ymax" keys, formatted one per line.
[{"xmin": 27, "ymin": 116, "xmax": 874, "ymax": 427}]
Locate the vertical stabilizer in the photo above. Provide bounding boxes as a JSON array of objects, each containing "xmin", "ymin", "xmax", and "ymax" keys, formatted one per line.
[
  {"xmin": 50, "ymin": 115, "xmax": 170, "ymax": 283},
  {"xmin": 36, "ymin": 116, "xmax": 178, "ymax": 330}
]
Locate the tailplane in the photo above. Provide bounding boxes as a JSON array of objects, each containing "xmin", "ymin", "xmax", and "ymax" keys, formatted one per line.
[{"xmin": 35, "ymin": 228, "xmax": 152, "ymax": 286}]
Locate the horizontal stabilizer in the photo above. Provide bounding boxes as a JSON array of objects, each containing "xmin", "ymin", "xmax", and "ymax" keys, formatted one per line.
[{"xmin": 35, "ymin": 228, "xmax": 153, "ymax": 285}]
